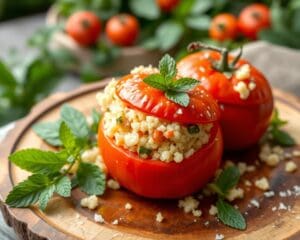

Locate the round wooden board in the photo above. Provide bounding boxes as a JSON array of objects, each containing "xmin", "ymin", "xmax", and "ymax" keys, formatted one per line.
[{"xmin": 1, "ymin": 80, "xmax": 300, "ymax": 240}]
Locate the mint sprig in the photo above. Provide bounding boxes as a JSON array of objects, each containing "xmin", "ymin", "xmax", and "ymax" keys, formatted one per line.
[
  {"xmin": 143, "ymin": 54, "xmax": 199, "ymax": 107},
  {"xmin": 6, "ymin": 107, "xmax": 105, "ymax": 211},
  {"xmin": 267, "ymin": 108, "xmax": 296, "ymax": 146},
  {"xmin": 209, "ymin": 166, "xmax": 246, "ymax": 230}
]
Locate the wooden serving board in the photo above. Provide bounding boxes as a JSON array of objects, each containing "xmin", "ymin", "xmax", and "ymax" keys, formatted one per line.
[{"xmin": 1, "ymin": 80, "xmax": 300, "ymax": 240}]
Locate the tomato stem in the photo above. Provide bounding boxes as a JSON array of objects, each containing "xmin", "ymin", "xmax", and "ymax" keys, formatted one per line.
[{"xmin": 187, "ymin": 42, "xmax": 243, "ymax": 73}]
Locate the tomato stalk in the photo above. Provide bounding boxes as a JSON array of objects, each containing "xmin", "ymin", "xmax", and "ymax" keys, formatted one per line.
[{"xmin": 187, "ymin": 42, "xmax": 243, "ymax": 74}]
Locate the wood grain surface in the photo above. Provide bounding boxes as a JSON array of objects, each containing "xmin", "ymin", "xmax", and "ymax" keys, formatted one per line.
[{"xmin": 0, "ymin": 80, "xmax": 300, "ymax": 240}]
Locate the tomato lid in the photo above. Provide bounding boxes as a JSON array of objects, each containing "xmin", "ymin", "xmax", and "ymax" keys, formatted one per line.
[
  {"xmin": 115, "ymin": 73, "xmax": 220, "ymax": 124},
  {"xmin": 177, "ymin": 51, "xmax": 273, "ymax": 105}
]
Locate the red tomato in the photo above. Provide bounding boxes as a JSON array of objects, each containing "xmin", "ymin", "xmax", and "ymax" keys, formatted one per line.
[
  {"xmin": 209, "ymin": 13, "xmax": 238, "ymax": 41},
  {"xmin": 116, "ymin": 73, "xmax": 220, "ymax": 124},
  {"xmin": 105, "ymin": 14, "xmax": 139, "ymax": 46},
  {"xmin": 98, "ymin": 120, "xmax": 223, "ymax": 198},
  {"xmin": 177, "ymin": 49, "xmax": 273, "ymax": 150},
  {"xmin": 65, "ymin": 11, "xmax": 101, "ymax": 46},
  {"xmin": 156, "ymin": 0, "xmax": 180, "ymax": 12},
  {"xmin": 238, "ymin": 3, "xmax": 270, "ymax": 40}
]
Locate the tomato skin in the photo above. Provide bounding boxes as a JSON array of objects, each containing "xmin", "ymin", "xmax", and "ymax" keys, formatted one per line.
[
  {"xmin": 65, "ymin": 11, "xmax": 101, "ymax": 46},
  {"xmin": 238, "ymin": 3, "xmax": 270, "ymax": 40},
  {"xmin": 98, "ymin": 120, "xmax": 223, "ymax": 198},
  {"xmin": 209, "ymin": 13, "xmax": 238, "ymax": 41},
  {"xmin": 116, "ymin": 73, "xmax": 220, "ymax": 124},
  {"xmin": 156, "ymin": 0, "xmax": 180, "ymax": 12},
  {"xmin": 105, "ymin": 14, "xmax": 139, "ymax": 46},
  {"xmin": 177, "ymin": 51, "xmax": 274, "ymax": 150}
]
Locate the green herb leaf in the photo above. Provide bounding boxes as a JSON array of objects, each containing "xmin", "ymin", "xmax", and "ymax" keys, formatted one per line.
[
  {"xmin": 91, "ymin": 109, "xmax": 101, "ymax": 133},
  {"xmin": 171, "ymin": 78, "xmax": 199, "ymax": 92},
  {"xmin": 143, "ymin": 74, "xmax": 168, "ymax": 91},
  {"xmin": 270, "ymin": 109, "xmax": 287, "ymax": 128},
  {"xmin": 55, "ymin": 176, "xmax": 72, "ymax": 197},
  {"xmin": 186, "ymin": 15, "xmax": 211, "ymax": 30},
  {"xmin": 216, "ymin": 198, "xmax": 246, "ymax": 230},
  {"xmin": 138, "ymin": 146, "xmax": 152, "ymax": 156},
  {"xmin": 9, "ymin": 149, "xmax": 67, "ymax": 175},
  {"xmin": 59, "ymin": 122, "xmax": 77, "ymax": 150},
  {"xmin": 39, "ymin": 185, "xmax": 55, "ymax": 211},
  {"xmin": 272, "ymin": 129, "xmax": 296, "ymax": 146},
  {"xmin": 0, "ymin": 60, "xmax": 17, "ymax": 88},
  {"xmin": 77, "ymin": 162, "xmax": 106, "ymax": 195},
  {"xmin": 129, "ymin": 0, "xmax": 160, "ymax": 20},
  {"xmin": 165, "ymin": 90, "xmax": 190, "ymax": 107},
  {"xmin": 158, "ymin": 54, "xmax": 177, "ymax": 80},
  {"xmin": 32, "ymin": 121, "xmax": 62, "ymax": 147},
  {"xmin": 60, "ymin": 104, "xmax": 89, "ymax": 140},
  {"xmin": 214, "ymin": 166, "xmax": 240, "ymax": 195},
  {"xmin": 187, "ymin": 124, "xmax": 200, "ymax": 134},
  {"xmin": 5, "ymin": 174, "xmax": 50, "ymax": 208},
  {"xmin": 190, "ymin": 0, "xmax": 212, "ymax": 15}
]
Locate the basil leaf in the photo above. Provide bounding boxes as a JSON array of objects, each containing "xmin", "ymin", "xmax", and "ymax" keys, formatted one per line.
[
  {"xmin": 39, "ymin": 184, "xmax": 55, "ymax": 211},
  {"xmin": 59, "ymin": 122, "xmax": 77, "ymax": 150},
  {"xmin": 129, "ymin": 0, "xmax": 160, "ymax": 20},
  {"xmin": 77, "ymin": 162, "xmax": 106, "ymax": 195},
  {"xmin": 55, "ymin": 176, "xmax": 72, "ymax": 197},
  {"xmin": 5, "ymin": 174, "xmax": 50, "ymax": 208},
  {"xmin": 216, "ymin": 198, "xmax": 246, "ymax": 230},
  {"xmin": 143, "ymin": 74, "xmax": 167, "ymax": 91},
  {"xmin": 165, "ymin": 90, "xmax": 189, "ymax": 107},
  {"xmin": 272, "ymin": 129, "xmax": 296, "ymax": 146},
  {"xmin": 215, "ymin": 166, "xmax": 240, "ymax": 195},
  {"xmin": 171, "ymin": 78, "xmax": 199, "ymax": 92},
  {"xmin": 9, "ymin": 149, "xmax": 67, "ymax": 175},
  {"xmin": 158, "ymin": 54, "xmax": 177, "ymax": 80},
  {"xmin": 32, "ymin": 121, "xmax": 62, "ymax": 147},
  {"xmin": 186, "ymin": 15, "xmax": 211, "ymax": 30}
]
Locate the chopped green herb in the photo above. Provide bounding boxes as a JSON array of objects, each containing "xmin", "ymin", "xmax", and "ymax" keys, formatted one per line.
[
  {"xmin": 187, "ymin": 124, "xmax": 200, "ymax": 134},
  {"xmin": 138, "ymin": 146, "xmax": 152, "ymax": 156},
  {"xmin": 116, "ymin": 116, "xmax": 123, "ymax": 124}
]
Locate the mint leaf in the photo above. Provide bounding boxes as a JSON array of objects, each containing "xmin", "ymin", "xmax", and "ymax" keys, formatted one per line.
[
  {"xmin": 129, "ymin": 0, "xmax": 160, "ymax": 20},
  {"xmin": 214, "ymin": 166, "xmax": 240, "ymax": 195},
  {"xmin": 91, "ymin": 109, "xmax": 101, "ymax": 134},
  {"xmin": 39, "ymin": 185, "xmax": 55, "ymax": 211},
  {"xmin": 143, "ymin": 74, "xmax": 167, "ymax": 91},
  {"xmin": 60, "ymin": 104, "xmax": 89, "ymax": 140},
  {"xmin": 272, "ymin": 129, "xmax": 296, "ymax": 146},
  {"xmin": 171, "ymin": 78, "xmax": 199, "ymax": 92},
  {"xmin": 271, "ymin": 109, "xmax": 287, "ymax": 128},
  {"xmin": 5, "ymin": 174, "xmax": 50, "ymax": 208},
  {"xmin": 77, "ymin": 162, "xmax": 106, "ymax": 195},
  {"xmin": 216, "ymin": 198, "xmax": 246, "ymax": 230},
  {"xmin": 138, "ymin": 146, "xmax": 152, "ymax": 156},
  {"xmin": 55, "ymin": 176, "xmax": 71, "ymax": 197},
  {"xmin": 165, "ymin": 90, "xmax": 189, "ymax": 107},
  {"xmin": 32, "ymin": 121, "xmax": 62, "ymax": 147},
  {"xmin": 9, "ymin": 149, "xmax": 67, "ymax": 174},
  {"xmin": 59, "ymin": 122, "xmax": 77, "ymax": 150},
  {"xmin": 158, "ymin": 54, "xmax": 177, "ymax": 80}
]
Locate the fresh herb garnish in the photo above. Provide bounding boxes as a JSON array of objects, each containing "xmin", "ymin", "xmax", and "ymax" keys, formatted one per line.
[
  {"xmin": 209, "ymin": 166, "xmax": 246, "ymax": 230},
  {"xmin": 116, "ymin": 116, "xmax": 123, "ymax": 124},
  {"xmin": 138, "ymin": 146, "xmax": 152, "ymax": 156},
  {"xmin": 6, "ymin": 106, "xmax": 105, "ymax": 211},
  {"xmin": 187, "ymin": 124, "xmax": 200, "ymax": 134},
  {"xmin": 143, "ymin": 54, "xmax": 199, "ymax": 107},
  {"xmin": 266, "ymin": 108, "xmax": 296, "ymax": 146}
]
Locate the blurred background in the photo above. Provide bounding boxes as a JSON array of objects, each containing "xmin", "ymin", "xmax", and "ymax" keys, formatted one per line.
[{"xmin": 0, "ymin": 0, "xmax": 300, "ymax": 127}]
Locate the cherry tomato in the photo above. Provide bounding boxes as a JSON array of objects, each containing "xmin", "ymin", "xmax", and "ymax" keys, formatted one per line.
[
  {"xmin": 98, "ymin": 120, "xmax": 223, "ymax": 198},
  {"xmin": 238, "ymin": 3, "xmax": 270, "ymax": 40},
  {"xmin": 209, "ymin": 13, "xmax": 238, "ymax": 41},
  {"xmin": 65, "ymin": 11, "xmax": 101, "ymax": 46},
  {"xmin": 116, "ymin": 73, "xmax": 220, "ymax": 124},
  {"xmin": 98, "ymin": 73, "xmax": 223, "ymax": 198},
  {"xmin": 156, "ymin": 0, "xmax": 180, "ymax": 12},
  {"xmin": 177, "ymin": 46, "xmax": 273, "ymax": 150},
  {"xmin": 105, "ymin": 14, "xmax": 139, "ymax": 46}
]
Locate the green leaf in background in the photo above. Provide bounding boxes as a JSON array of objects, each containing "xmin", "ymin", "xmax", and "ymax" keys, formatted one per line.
[
  {"xmin": 91, "ymin": 0, "xmax": 121, "ymax": 20},
  {"xmin": 174, "ymin": 0, "xmax": 195, "ymax": 18},
  {"xmin": 216, "ymin": 198, "xmax": 246, "ymax": 230},
  {"xmin": 0, "ymin": 60, "xmax": 17, "ymax": 88},
  {"xmin": 60, "ymin": 104, "xmax": 90, "ymax": 140},
  {"xmin": 5, "ymin": 174, "xmax": 50, "ymax": 208},
  {"xmin": 259, "ymin": 29, "xmax": 300, "ymax": 49},
  {"xmin": 77, "ymin": 162, "xmax": 106, "ymax": 195},
  {"xmin": 33, "ymin": 121, "xmax": 62, "ymax": 147},
  {"xmin": 186, "ymin": 15, "xmax": 211, "ymax": 30},
  {"xmin": 59, "ymin": 122, "xmax": 77, "ymax": 150},
  {"xmin": 9, "ymin": 149, "xmax": 67, "ymax": 175},
  {"xmin": 141, "ymin": 37, "xmax": 160, "ymax": 50},
  {"xmin": 190, "ymin": 0, "xmax": 212, "ymax": 15},
  {"xmin": 39, "ymin": 184, "xmax": 55, "ymax": 211},
  {"xmin": 156, "ymin": 21, "xmax": 184, "ymax": 51},
  {"xmin": 214, "ymin": 166, "xmax": 240, "ymax": 195},
  {"xmin": 91, "ymin": 109, "xmax": 101, "ymax": 134},
  {"xmin": 291, "ymin": 9, "xmax": 300, "ymax": 32},
  {"xmin": 165, "ymin": 90, "xmax": 190, "ymax": 107},
  {"xmin": 129, "ymin": 0, "xmax": 160, "ymax": 20},
  {"xmin": 55, "ymin": 176, "xmax": 72, "ymax": 197},
  {"xmin": 272, "ymin": 129, "xmax": 296, "ymax": 146}
]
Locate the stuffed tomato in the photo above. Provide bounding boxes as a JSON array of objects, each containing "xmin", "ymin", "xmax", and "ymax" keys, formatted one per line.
[
  {"xmin": 177, "ymin": 42, "xmax": 273, "ymax": 150},
  {"xmin": 97, "ymin": 65, "xmax": 223, "ymax": 198}
]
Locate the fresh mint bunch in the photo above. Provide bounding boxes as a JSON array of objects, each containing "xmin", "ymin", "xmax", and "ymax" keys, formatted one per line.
[
  {"xmin": 267, "ymin": 108, "xmax": 296, "ymax": 146},
  {"xmin": 143, "ymin": 54, "xmax": 199, "ymax": 107},
  {"xmin": 6, "ymin": 105, "xmax": 105, "ymax": 211},
  {"xmin": 209, "ymin": 166, "xmax": 246, "ymax": 230}
]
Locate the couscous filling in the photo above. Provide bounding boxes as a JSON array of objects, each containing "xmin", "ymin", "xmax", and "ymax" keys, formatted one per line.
[{"xmin": 97, "ymin": 79, "xmax": 212, "ymax": 163}]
